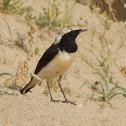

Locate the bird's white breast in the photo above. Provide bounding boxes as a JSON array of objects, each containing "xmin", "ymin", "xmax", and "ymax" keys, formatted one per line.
[{"xmin": 37, "ymin": 51, "xmax": 75, "ymax": 79}]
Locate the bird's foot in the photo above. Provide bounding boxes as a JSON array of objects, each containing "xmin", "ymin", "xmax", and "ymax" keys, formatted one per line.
[
  {"xmin": 50, "ymin": 99, "xmax": 60, "ymax": 103},
  {"xmin": 62, "ymin": 99, "xmax": 76, "ymax": 105},
  {"xmin": 50, "ymin": 98, "xmax": 76, "ymax": 105}
]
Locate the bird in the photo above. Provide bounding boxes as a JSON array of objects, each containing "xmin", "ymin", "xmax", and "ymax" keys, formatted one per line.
[{"xmin": 20, "ymin": 26, "xmax": 87, "ymax": 105}]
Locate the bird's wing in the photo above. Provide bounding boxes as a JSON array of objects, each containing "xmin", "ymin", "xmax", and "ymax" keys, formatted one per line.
[{"xmin": 34, "ymin": 44, "xmax": 59, "ymax": 74}]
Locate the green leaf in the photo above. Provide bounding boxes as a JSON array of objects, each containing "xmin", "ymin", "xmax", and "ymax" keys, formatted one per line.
[
  {"xmin": 0, "ymin": 73, "xmax": 13, "ymax": 78},
  {"xmin": 0, "ymin": 85, "xmax": 4, "ymax": 94},
  {"xmin": 34, "ymin": 47, "xmax": 39, "ymax": 55},
  {"xmin": 99, "ymin": 81, "xmax": 105, "ymax": 93},
  {"xmin": 92, "ymin": 72, "xmax": 109, "ymax": 94},
  {"xmin": 108, "ymin": 92, "xmax": 126, "ymax": 101}
]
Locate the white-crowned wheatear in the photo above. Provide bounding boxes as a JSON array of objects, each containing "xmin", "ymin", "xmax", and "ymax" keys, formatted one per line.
[{"xmin": 20, "ymin": 26, "xmax": 87, "ymax": 105}]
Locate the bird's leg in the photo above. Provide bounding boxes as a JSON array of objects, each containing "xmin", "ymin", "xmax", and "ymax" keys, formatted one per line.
[
  {"xmin": 58, "ymin": 76, "xmax": 76, "ymax": 105},
  {"xmin": 47, "ymin": 79, "xmax": 60, "ymax": 102},
  {"xmin": 58, "ymin": 76, "xmax": 67, "ymax": 100}
]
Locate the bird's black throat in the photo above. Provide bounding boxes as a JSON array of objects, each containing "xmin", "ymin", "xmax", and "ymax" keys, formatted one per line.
[
  {"xmin": 58, "ymin": 30, "xmax": 80, "ymax": 53},
  {"xmin": 58, "ymin": 40, "xmax": 77, "ymax": 53}
]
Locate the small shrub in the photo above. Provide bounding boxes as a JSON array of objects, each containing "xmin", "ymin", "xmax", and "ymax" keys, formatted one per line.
[
  {"xmin": 0, "ymin": 72, "xmax": 15, "ymax": 95},
  {"xmin": 0, "ymin": 0, "xmax": 32, "ymax": 15},
  {"xmin": 80, "ymin": 72, "xmax": 126, "ymax": 102},
  {"xmin": 35, "ymin": 0, "xmax": 60, "ymax": 29}
]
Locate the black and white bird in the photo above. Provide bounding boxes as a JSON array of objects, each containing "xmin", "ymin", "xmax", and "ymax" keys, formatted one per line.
[{"xmin": 20, "ymin": 26, "xmax": 87, "ymax": 105}]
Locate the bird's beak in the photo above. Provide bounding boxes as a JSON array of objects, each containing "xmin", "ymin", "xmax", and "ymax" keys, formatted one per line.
[{"xmin": 80, "ymin": 29, "xmax": 88, "ymax": 32}]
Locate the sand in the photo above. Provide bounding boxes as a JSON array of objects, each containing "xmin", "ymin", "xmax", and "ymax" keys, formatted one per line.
[{"xmin": 0, "ymin": 0, "xmax": 126, "ymax": 126}]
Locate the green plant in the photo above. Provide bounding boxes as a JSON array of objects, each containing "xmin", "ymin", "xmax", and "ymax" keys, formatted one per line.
[
  {"xmin": 35, "ymin": 0, "xmax": 76, "ymax": 28},
  {"xmin": 35, "ymin": 12, "xmax": 49, "ymax": 27},
  {"xmin": 96, "ymin": 52, "xmax": 111, "ymax": 77},
  {"xmin": 80, "ymin": 72, "xmax": 126, "ymax": 102},
  {"xmin": 0, "ymin": 71, "xmax": 43, "ymax": 95},
  {"xmin": 1, "ymin": 0, "xmax": 12, "ymax": 10},
  {"xmin": 62, "ymin": 0, "xmax": 76, "ymax": 26},
  {"xmin": 90, "ymin": 1, "xmax": 97, "ymax": 10},
  {"xmin": 0, "ymin": 0, "xmax": 32, "ymax": 15},
  {"xmin": 34, "ymin": 47, "xmax": 39, "ymax": 55},
  {"xmin": 0, "ymin": 72, "xmax": 15, "ymax": 95},
  {"xmin": 78, "ymin": 51, "xmax": 95, "ymax": 69},
  {"xmin": 35, "ymin": 0, "xmax": 60, "ymax": 28},
  {"xmin": 1, "ymin": 0, "xmax": 22, "ymax": 13}
]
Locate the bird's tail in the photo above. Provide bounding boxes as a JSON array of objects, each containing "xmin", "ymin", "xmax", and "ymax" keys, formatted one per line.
[{"xmin": 20, "ymin": 77, "xmax": 39, "ymax": 94}]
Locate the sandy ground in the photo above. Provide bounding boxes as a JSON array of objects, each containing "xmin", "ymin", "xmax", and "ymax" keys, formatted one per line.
[{"xmin": 0, "ymin": 0, "xmax": 126, "ymax": 126}]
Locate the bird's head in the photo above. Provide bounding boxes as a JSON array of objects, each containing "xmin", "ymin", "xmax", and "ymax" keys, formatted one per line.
[{"xmin": 54, "ymin": 26, "xmax": 87, "ymax": 44}]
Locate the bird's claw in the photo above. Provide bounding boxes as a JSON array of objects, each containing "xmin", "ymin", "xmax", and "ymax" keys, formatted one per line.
[
  {"xmin": 50, "ymin": 99, "xmax": 61, "ymax": 103},
  {"xmin": 50, "ymin": 99, "xmax": 76, "ymax": 105},
  {"xmin": 62, "ymin": 99, "xmax": 76, "ymax": 105}
]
